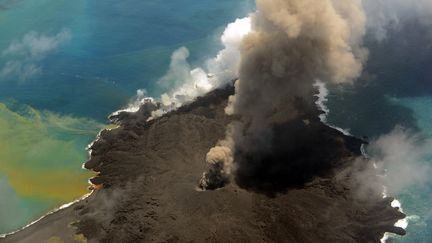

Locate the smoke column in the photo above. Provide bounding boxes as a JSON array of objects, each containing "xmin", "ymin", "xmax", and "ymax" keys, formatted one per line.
[{"xmin": 200, "ymin": 0, "xmax": 368, "ymax": 189}]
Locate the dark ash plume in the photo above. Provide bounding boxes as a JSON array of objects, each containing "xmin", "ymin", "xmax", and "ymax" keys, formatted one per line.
[{"xmin": 201, "ymin": 0, "xmax": 368, "ymax": 190}]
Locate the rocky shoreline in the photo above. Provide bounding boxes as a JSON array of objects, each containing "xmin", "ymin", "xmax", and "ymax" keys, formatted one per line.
[{"xmin": 1, "ymin": 85, "xmax": 405, "ymax": 243}]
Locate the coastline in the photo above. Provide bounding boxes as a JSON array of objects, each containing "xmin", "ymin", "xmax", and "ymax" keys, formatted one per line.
[
  {"xmin": 314, "ymin": 81, "xmax": 408, "ymax": 243},
  {"xmin": 0, "ymin": 193, "xmax": 92, "ymax": 239},
  {"xmin": 0, "ymin": 85, "xmax": 402, "ymax": 242},
  {"xmin": 0, "ymin": 124, "xmax": 111, "ymax": 239}
]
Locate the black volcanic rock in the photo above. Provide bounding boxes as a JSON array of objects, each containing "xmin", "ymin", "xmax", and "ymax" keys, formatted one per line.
[{"xmin": 1, "ymin": 85, "xmax": 405, "ymax": 243}]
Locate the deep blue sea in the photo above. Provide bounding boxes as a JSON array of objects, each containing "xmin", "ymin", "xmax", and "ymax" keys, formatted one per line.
[{"xmin": 0, "ymin": 1, "xmax": 430, "ymax": 242}]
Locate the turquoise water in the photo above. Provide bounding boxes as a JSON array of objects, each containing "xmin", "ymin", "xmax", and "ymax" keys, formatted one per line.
[
  {"xmin": 0, "ymin": 0, "xmax": 253, "ymax": 233},
  {"xmin": 328, "ymin": 94, "xmax": 432, "ymax": 243},
  {"xmin": 387, "ymin": 97, "xmax": 432, "ymax": 242}
]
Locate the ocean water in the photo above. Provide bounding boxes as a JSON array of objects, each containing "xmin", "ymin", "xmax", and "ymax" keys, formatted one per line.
[
  {"xmin": 326, "ymin": 25, "xmax": 432, "ymax": 242},
  {"xmin": 387, "ymin": 96, "xmax": 432, "ymax": 242},
  {"xmin": 1, "ymin": 1, "xmax": 431, "ymax": 242},
  {"xmin": 0, "ymin": 0, "xmax": 254, "ymax": 233},
  {"xmin": 0, "ymin": 103, "xmax": 101, "ymax": 233}
]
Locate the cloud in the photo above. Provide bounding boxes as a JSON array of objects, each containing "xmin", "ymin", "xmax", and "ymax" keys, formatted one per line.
[
  {"xmin": 363, "ymin": 0, "xmax": 432, "ymax": 41},
  {"xmin": 0, "ymin": 29, "xmax": 71, "ymax": 81}
]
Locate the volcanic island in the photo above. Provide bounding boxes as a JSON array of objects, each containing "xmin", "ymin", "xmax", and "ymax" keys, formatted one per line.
[{"xmin": 1, "ymin": 85, "xmax": 405, "ymax": 243}]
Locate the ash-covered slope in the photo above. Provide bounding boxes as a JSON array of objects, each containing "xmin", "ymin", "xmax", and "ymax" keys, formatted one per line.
[{"xmin": 2, "ymin": 86, "xmax": 405, "ymax": 243}]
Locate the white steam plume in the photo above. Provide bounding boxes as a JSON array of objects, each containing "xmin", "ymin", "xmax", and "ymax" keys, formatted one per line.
[
  {"xmin": 201, "ymin": 0, "xmax": 368, "ymax": 189},
  {"xmin": 115, "ymin": 17, "xmax": 252, "ymax": 119},
  {"xmin": 368, "ymin": 126, "xmax": 432, "ymax": 194},
  {"xmin": 347, "ymin": 127, "xmax": 432, "ymax": 242},
  {"xmin": 206, "ymin": 17, "xmax": 252, "ymax": 84}
]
